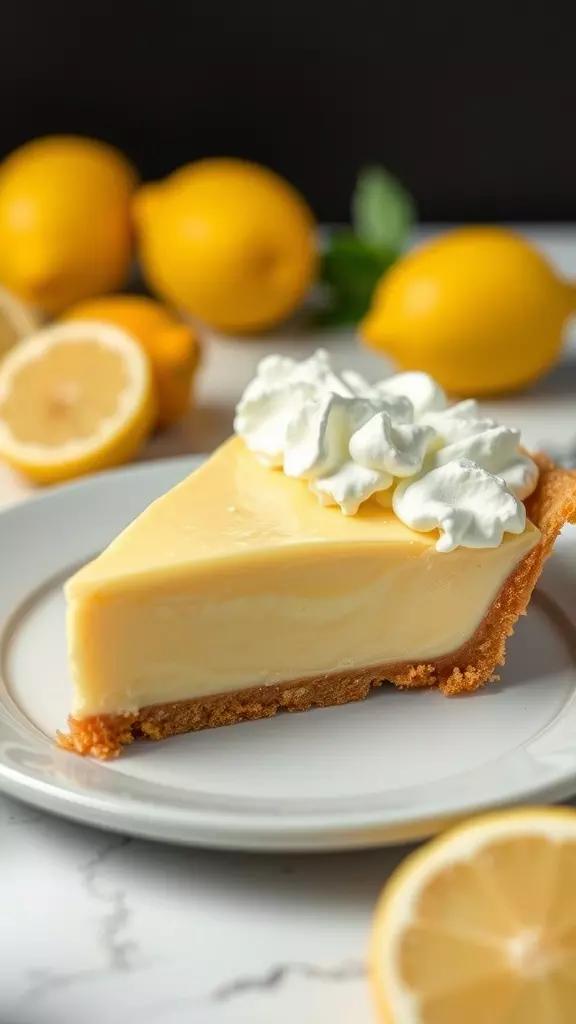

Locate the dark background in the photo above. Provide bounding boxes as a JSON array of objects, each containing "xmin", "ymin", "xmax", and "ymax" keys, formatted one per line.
[{"xmin": 2, "ymin": 5, "xmax": 575, "ymax": 223}]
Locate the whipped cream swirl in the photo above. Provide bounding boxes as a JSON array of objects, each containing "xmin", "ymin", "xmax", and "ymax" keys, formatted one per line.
[{"xmin": 234, "ymin": 350, "xmax": 538, "ymax": 551}]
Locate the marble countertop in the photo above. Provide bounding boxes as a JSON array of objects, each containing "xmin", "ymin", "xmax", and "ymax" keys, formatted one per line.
[
  {"xmin": 2, "ymin": 225, "xmax": 576, "ymax": 1024},
  {"xmin": 3, "ymin": 794, "xmax": 404, "ymax": 1023}
]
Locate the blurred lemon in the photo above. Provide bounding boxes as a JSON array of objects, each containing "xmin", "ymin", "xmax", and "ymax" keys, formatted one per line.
[
  {"xmin": 134, "ymin": 158, "xmax": 318, "ymax": 334},
  {"xmin": 63, "ymin": 295, "xmax": 200, "ymax": 428},
  {"xmin": 361, "ymin": 227, "xmax": 576, "ymax": 394},
  {"xmin": 0, "ymin": 284, "xmax": 40, "ymax": 360},
  {"xmin": 0, "ymin": 321, "xmax": 155, "ymax": 484},
  {"xmin": 370, "ymin": 807, "xmax": 576, "ymax": 1024},
  {"xmin": 0, "ymin": 136, "xmax": 137, "ymax": 315}
]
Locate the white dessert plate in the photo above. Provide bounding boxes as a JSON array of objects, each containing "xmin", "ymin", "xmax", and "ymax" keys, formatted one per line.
[{"xmin": 1, "ymin": 456, "xmax": 576, "ymax": 851}]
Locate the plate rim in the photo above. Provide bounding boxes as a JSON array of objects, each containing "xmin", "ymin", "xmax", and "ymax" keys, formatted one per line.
[{"xmin": 1, "ymin": 457, "xmax": 576, "ymax": 851}]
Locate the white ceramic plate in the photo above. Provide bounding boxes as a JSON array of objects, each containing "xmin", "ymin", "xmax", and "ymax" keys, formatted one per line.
[{"xmin": 1, "ymin": 457, "xmax": 576, "ymax": 851}]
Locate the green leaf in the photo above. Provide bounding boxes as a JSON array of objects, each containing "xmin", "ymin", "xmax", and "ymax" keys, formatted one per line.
[
  {"xmin": 313, "ymin": 293, "xmax": 371, "ymax": 328},
  {"xmin": 352, "ymin": 165, "xmax": 415, "ymax": 254},
  {"xmin": 315, "ymin": 231, "xmax": 395, "ymax": 326}
]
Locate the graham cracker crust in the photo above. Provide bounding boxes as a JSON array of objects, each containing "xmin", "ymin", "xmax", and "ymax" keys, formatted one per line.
[{"xmin": 58, "ymin": 453, "xmax": 576, "ymax": 759}]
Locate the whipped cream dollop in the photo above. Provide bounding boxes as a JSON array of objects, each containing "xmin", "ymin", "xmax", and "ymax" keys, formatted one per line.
[
  {"xmin": 234, "ymin": 350, "xmax": 539, "ymax": 550},
  {"xmin": 393, "ymin": 459, "xmax": 527, "ymax": 553}
]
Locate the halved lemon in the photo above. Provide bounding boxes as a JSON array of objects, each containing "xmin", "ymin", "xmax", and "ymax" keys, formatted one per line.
[
  {"xmin": 370, "ymin": 808, "xmax": 576, "ymax": 1024},
  {"xmin": 0, "ymin": 284, "xmax": 40, "ymax": 359},
  {"xmin": 0, "ymin": 320, "xmax": 156, "ymax": 484}
]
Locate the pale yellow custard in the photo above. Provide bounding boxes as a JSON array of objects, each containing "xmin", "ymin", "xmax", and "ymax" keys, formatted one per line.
[{"xmin": 67, "ymin": 438, "xmax": 539, "ymax": 719}]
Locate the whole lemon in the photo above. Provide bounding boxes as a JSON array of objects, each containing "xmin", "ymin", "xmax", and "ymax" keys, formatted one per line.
[
  {"xmin": 0, "ymin": 135, "xmax": 137, "ymax": 314},
  {"xmin": 361, "ymin": 226, "xmax": 576, "ymax": 394},
  {"xmin": 134, "ymin": 158, "xmax": 318, "ymax": 334},
  {"xmin": 63, "ymin": 295, "xmax": 200, "ymax": 429}
]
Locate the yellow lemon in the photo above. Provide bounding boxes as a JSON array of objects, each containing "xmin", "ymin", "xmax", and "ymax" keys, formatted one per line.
[
  {"xmin": 63, "ymin": 295, "xmax": 200, "ymax": 428},
  {"xmin": 0, "ymin": 136, "xmax": 137, "ymax": 315},
  {"xmin": 0, "ymin": 284, "xmax": 41, "ymax": 360},
  {"xmin": 0, "ymin": 321, "xmax": 155, "ymax": 484},
  {"xmin": 370, "ymin": 807, "xmax": 576, "ymax": 1024},
  {"xmin": 361, "ymin": 227, "xmax": 576, "ymax": 394},
  {"xmin": 134, "ymin": 158, "xmax": 318, "ymax": 334}
]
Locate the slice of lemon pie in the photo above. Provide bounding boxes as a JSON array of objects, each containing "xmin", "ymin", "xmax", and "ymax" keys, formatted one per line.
[{"xmin": 60, "ymin": 350, "xmax": 576, "ymax": 758}]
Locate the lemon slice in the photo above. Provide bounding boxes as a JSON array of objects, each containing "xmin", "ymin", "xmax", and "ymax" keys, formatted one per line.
[
  {"xmin": 370, "ymin": 808, "xmax": 576, "ymax": 1024},
  {"xmin": 0, "ymin": 321, "xmax": 156, "ymax": 484},
  {"xmin": 0, "ymin": 284, "xmax": 39, "ymax": 359}
]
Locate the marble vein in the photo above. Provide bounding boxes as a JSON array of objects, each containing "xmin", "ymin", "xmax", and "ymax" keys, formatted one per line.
[
  {"xmin": 21, "ymin": 833, "xmax": 138, "ymax": 1004},
  {"xmin": 82, "ymin": 834, "xmax": 137, "ymax": 972},
  {"xmin": 212, "ymin": 959, "xmax": 366, "ymax": 1002}
]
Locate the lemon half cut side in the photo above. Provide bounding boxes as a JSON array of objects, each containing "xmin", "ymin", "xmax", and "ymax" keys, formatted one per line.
[
  {"xmin": 0, "ymin": 320, "xmax": 156, "ymax": 484},
  {"xmin": 370, "ymin": 807, "xmax": 576, "ymax": 1024}
]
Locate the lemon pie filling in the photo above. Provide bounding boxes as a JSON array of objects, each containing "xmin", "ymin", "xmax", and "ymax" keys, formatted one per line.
[{"xmin": 67, "ymin": 437, "xmax": 540, "ymax": 718}]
